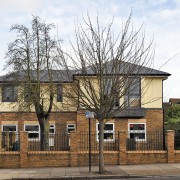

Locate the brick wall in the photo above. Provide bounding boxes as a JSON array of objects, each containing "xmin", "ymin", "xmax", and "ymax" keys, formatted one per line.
[
  {"xmin": 0, "ymin": 112, "xmax": 77, "ymax": 132},
  {"xmin": 126, "ymin": 151, "xmax": 167, "ymax": 164},
  {"xmin": 27, "ymin": 152, "xmax": 70, "ymax": 167},
  {"xmin": 0, "ymin": 109, "xmax": 163, "ymax": 133},
  {"xmin": 0, "ymin": 109, "xmax": 173, "ymax": 168},
  {"xmin": 0, "ymin": 130, "xmax": 177, "ymax": 168},
  {"xmin": 0, "ymin": 153, "xmax": 20, "ymax": 168}
]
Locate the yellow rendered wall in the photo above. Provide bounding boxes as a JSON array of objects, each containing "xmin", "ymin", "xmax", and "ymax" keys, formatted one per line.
[
  {"xmin": 78, "ymin": 76, "xmax": 99, "ymax": 108},
  {"xmin": 0, "ymin": 83, "xmax": 77, "ymax": 112},
  {"xmin": 0, "ymin": 76, "xmax": 164, "ymax": 111},
  {"xmin": 141, "ymin": 77, "xmax": 163, "ymax": 108}
]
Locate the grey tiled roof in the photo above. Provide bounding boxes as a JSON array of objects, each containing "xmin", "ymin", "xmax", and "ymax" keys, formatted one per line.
[
  {"xmin": 74, "ymin": 61, "xmax": 171, "ymax": 76},
  {"xmin": 0, "ymin": 61, "xmax": 170, "ymax": 83},
  {"xmin": 0, "ymin": 70, "xmax": 74, "ymax": 83}
]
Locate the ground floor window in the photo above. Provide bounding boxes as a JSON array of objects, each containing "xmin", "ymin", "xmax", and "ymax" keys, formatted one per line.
[
  {"xmin": 24, "ymin": 124, "xmax": 40, "ymax": 140},
  {"xmin": 96, "ymin": 123, "xmax": 114, "ymax": 141},
  {"xmin": 128, "ymin": 123, "xmax": 146, "ymax": 141},
  {"xmin": 67, "ymin": 124, "xmax": 76, "ymax": 133},
  {"xmin": 1, "ymin": 124, "xmax": 18, "ymax": 150},
  {"xmin": 49, "ymin": 124, "xmax": 55, "ymax": 134}
]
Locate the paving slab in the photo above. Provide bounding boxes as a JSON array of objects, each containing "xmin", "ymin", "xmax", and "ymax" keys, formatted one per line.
[{"xmin": 2, "ymin": 163, "xmax": 180, "ymax": 180}]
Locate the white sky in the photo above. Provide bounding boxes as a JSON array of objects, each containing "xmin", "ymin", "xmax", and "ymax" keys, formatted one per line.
[{"xmin": 0, "ymin": 0, "xmax": 179, "ymax": 101}]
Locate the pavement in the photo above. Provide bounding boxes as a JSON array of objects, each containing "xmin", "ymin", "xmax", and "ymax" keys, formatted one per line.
[{"xmin": 1, "ymin": 163, "xmax": 180, "ymax": 180}]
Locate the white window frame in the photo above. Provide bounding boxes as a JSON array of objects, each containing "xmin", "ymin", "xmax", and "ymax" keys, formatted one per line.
[
  {"xmin": 24, "ymin": 124, "xmax": 40, "ymax": 141},
  {"xmin": 67, "ymin": 124, "xmax": 76, "ymax": 133},
  {"xmin": 49, "ymin": 124, "xmax": 55, "ymax": 134},
  {"xmin": 96, "ymin": 123, "xmax": 115, "ymax": 142},
  {"xmin": 1, "ymin": 124, "xmax": 18, "ymax": 141},
  {"xmin": 128, "ymin": 122, "xmax": 146, "ymax": 141}
]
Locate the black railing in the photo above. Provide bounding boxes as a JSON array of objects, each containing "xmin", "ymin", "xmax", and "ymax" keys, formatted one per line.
[
  {"xmin": 175, "ymin": 131, "xmax": 180, "ymax": 150},
  {"xmin": 127, "ymin": 131, "xmax": 164, "ymax": 151},
  {"xmin": 79, "ymin": 132, "xmax": 119, "ymax": 151},
  {"xmin": 28, "ymin": 132, "xmax": 70, "ymax": 151},
  {"xmin": 0, "ymin": 132, "xmax": 20, "ymax": 151}
]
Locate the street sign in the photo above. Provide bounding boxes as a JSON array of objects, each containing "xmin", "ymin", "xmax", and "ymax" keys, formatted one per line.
[{"xmin": 85, "ymin": 111, "xmax": 94, "ymax": 118}]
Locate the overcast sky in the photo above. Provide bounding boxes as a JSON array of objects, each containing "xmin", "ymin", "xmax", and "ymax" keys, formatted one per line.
[{"xmin": 0, "ymin": 0, "xmax": 179, "ymax": 101}]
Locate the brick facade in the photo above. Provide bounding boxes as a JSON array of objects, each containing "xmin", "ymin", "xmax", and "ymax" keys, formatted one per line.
[
  {"xmin": 0, "ymin": 109, "xmax": 163, "ymax": 134},
  {"xmin": 0, "ymin": 108, "xmax": 169, "ymax": 168},
  {"xmin": 0, "ymin": 130, "xmax": 179, "ymax": 168}
]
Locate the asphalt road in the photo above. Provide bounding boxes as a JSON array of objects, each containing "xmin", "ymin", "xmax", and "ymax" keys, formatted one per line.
[{"xmin": 94, "ymin": 177, "xmax": 180, "ymax": 180}]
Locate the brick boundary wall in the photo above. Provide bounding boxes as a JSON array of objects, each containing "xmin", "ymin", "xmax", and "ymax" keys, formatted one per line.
[{"xmin": 0, "ymin": 130, "xmax": 179, "ymax": 168}]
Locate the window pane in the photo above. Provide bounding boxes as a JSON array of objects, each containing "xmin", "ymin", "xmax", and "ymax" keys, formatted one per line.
[
  {"xmin": 49, "ymin": 129, "xmax": 55, "ymax": 134},
  {"xmin": 105, "ymin": 79, "xmax": 112, "ymax": 95},
  {"xmin": 104, "ymin": 132, "xmax": 114, "ymax": 140},
  {"xmin": 129, "ymin": 78, "xmax": 140, "ymax": 95},
  {"xmin": 67, "ymin": 124, "xmax": 75, "ymax": 128},
  {"xmin": 3, "ymin": 125, "xmax": 16, "ymax": 132},
  {"xmin": 67, "ymin": 124, "xmax": 75, "ymax": 133},
  {"xmin": 28, "ymin": 133, "xmax": 39, "ymax": 139},
  {"xmin": 97, "ymin": 124, "xmax": 114, "ymax": 131},
  {"xmin": 129, "ymin": 124, "xmax": 145, "ymax": 130},
  {"xmin": 130, "ymin": 132, "xmax": 145, "ymax": 140},
  {"xmin": 57, "ymin": 84, "xmax": 63, "ymax": 102},
  {"xmin": 25, "ymin": 125, "xmax": 39, "ymax": 131},
  {"xmin": 129, "ymin": 96, "xmax": 140, "ymax": 107},
  {"xmin": 2, "ymin": 85, "xmax": 17, "ymax": 102},
  {"xmin": 104, "ymin": 124, "xmax": 113, "ymax": 131},
  {"xmin": 49, "ymin": 124, "xmax": 55, "ymax": 134}
]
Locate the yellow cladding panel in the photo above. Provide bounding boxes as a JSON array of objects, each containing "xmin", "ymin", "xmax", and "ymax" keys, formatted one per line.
[
  {"xmin": 0, "ymin": 76, "xmax": 164, "ymax": 111},
  {"xmin": 78, "ymin": 76, "xmax": 99, "ymax": 107},
  {"xmin": 0, "ymin": 83, "xmax": 77, "ymax": 112},
  {"xmin": 141, "ymin": 77, "xmax": 162, "ymax": 108}
]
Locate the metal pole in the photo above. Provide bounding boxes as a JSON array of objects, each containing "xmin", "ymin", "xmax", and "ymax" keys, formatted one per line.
[{"xmin": 89, "ymin": 117, "xmax": 91, "ymax": 172}]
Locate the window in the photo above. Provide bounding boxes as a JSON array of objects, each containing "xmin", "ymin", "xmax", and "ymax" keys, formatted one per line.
[
  {"xmin": 2, "ymin": 85, "xmax": 18, "ymax": 102},
  {"xmin": 96, "ymin": 123, "xmax": 114, "ymax": 141},
  {"xmin": 57, "ymin": 84, "xmax": 63, "ymax": 102},
  {"xmin": 67, "ymin": 124, "xmax": 76, "ymax": 133},
  {"xmin": 1, "ymin": 125, "xmax": 18, "ymax": 150},
  {"xmin": 128, "ymin": 123, "xmax": 146, "ymax": 141},
  {"xmin": 114, "ymin": 93, "xmax": 119, "ymax": 107},
  {"xmin": 2, "ymin": 125, "xmax": 17, "ymax": 132},
  {"xmin": 24, "ymin": 84, "xmax": 36, "ymax": 102},
  {"xmin": 104, "ymin": 79, "xmax": 119, "ymax": 108},
  {"xmin": 24, "ymin": 125, "xmax": 40, "ymax": 140},
  {"xmin": 124, "ymin": 77, "xmax": 140, "ymax": 107},
  {"xmin": 49, "ymin": 124, "xmax": 55, "ymax": 134}
]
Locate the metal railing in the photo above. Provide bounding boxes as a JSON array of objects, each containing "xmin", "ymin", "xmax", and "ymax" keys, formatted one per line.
[
  {"xmin": 0, "ymin": 132, "xmax": 20, "ymax": 151},
  {"xmin": 28, "ymin": 132, "xmax": 70, "ymax": 151},
  {"xmin": 175, "ymin": 131, "xmax": 180, "ymax": 150},
  {"xmin": 79, "ymin": 132, "xmax": 119, "ymax": 151},
  {"xmin": 127, "ymin": 131, "xmax": 165, "ymax": 151}
]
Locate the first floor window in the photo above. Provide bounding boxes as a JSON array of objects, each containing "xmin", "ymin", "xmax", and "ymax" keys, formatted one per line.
[
  {"xmin": 2, "ymin": 85, "xmax": 18, "ymax": 102},
  {"xmin": 24, "ymin": 125, "xmax": 40, "ymax": 140},
  {"xmin": 96, "ymin": 123, "xmax": 114, "ymax": 141},
  {"xmin": 124, "ymin": 77, "xmax": 141, "ymax": 108},
  {"xmin": 57, "ymin": 84, "xmax": 63, "ymax": 102},
  {"xmin": 128, "ymin": 123, "xmax": 146, "ymax": 141}
]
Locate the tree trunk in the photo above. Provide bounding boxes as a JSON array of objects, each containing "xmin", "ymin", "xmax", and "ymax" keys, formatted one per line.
[
  {"xmin": 40, "ymin": 118, "xmax": 50, "ymax": 151},
  {"xmin": 99, "ymin": 119, "xmax": 105, "ymax": 173}
]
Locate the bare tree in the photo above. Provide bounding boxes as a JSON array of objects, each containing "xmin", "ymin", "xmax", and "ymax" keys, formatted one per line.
[
  {"xmin": 5, "ymin": 16, "xmax": 61, "ymax": 150},
  {"xmin": 58, "ymin": 14, "xmax": 154, "ymax": 173}
]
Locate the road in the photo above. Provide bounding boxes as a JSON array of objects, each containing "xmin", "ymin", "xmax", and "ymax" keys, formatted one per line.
[{"xmin": 94, "ymin": 177, "xmax": 180, "ymax": 180}]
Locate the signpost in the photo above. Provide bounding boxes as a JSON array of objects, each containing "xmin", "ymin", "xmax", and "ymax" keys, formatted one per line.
[{"xmin": 85, "ymin": 111, "xmax": 94, "ymax": 173}]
